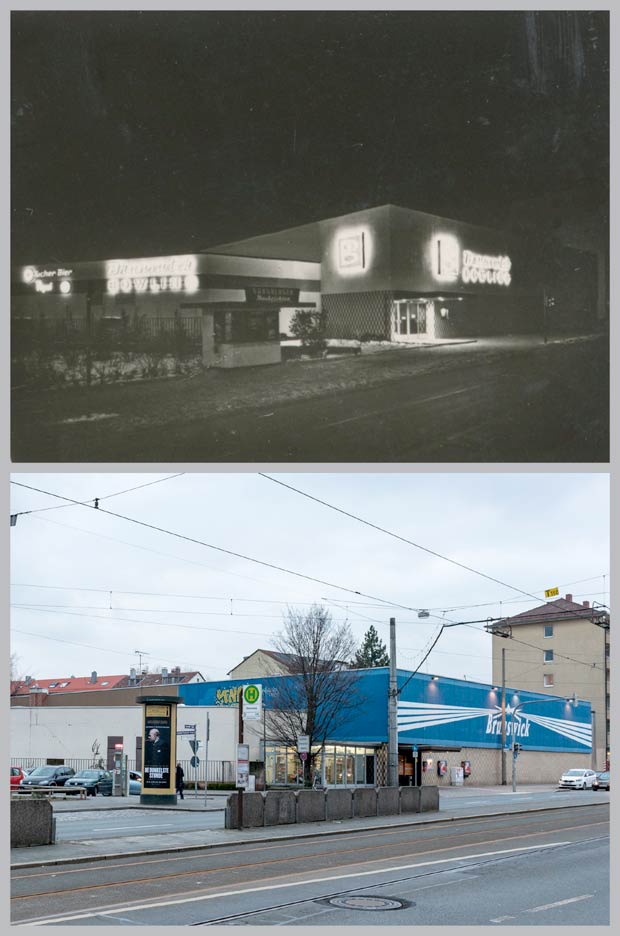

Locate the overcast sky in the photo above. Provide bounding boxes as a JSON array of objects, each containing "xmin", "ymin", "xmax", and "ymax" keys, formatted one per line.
[
  {"xmin": 11, "ymin": 9, "xmax": 608, "ymax": 263},
  {"xmin": 9, "ymin": 472, "xmax": 609, "ymax": 686}
]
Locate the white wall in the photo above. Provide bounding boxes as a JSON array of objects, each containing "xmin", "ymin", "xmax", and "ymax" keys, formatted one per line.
[{"xmin": 10, "ymin": 705, "xmax": 244, "ymax": 764}]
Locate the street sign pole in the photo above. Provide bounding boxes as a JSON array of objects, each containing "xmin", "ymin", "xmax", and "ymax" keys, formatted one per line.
[
  {"xmin": 238, "ymin": 690, "xmax": 244, "ymax": 829},
  {"xmin": 194, "ymin": 726, "xmax": 197, "ymax": 799},
  {"xmin": 203, "ymin": 714, "xmax": 210, "ymax": 806}
]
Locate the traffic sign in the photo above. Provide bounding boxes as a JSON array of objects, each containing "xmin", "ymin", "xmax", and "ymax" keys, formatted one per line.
[
  {"xmin": 190, "ymin": 755, "xmax": 200, "ymax": 768},
  {"xmin": 184, "ymin": 724, "xmax": 196, "ymax": 729},
  {"xmin": 242, "ymin": 683, "xmax": 263, "ymax": 721},
  {"xmin": 299, "ymin": 752, "xmax": 308, "ymax": 761},
  {"xmin": 189, "ymin": 739, "xmax": 200, "ymax": 753},
  {"xmin": 412, "ymin": 744, "xmax": 418, "ymax": 754},
  {"xmin": 297, "ymin": 735, "xmax": 310, "ymax": 754},
  {"xmin": 177, "ymin": 729, "xmax": 195, "ymax": 736}
]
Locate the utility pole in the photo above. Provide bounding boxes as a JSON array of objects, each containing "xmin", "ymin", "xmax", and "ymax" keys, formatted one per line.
[
  {"xmin": 501, "ymin": 648, "xmax": 507, "ymax": 785},
  {"xmin": 388, "ymin": 617, "xmax": 399, "ymax": 787},
  {"xmin": 237, "ymin": 689, "xmax": 244, "ymax": 829}
]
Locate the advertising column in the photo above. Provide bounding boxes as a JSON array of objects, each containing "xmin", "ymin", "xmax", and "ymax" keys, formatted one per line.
[{"xmin": 137, "ymin": 695, "xmax": 183, "ymax": 805}]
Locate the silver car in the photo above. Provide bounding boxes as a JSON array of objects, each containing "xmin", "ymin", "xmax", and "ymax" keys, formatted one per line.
[{"xmin": 558, "ymin": 768, "xmax": 597, "ymax": 790}]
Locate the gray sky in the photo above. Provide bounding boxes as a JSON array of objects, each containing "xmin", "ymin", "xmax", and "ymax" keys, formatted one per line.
[{"xmin": 10, "ymin": 472, "xmax": 609, "ymax": 685}]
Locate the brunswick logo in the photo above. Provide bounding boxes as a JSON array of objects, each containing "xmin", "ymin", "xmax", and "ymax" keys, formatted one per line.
[{"xmin": 397, "ymin": 701, "xmax": 591, "ymax": 747}]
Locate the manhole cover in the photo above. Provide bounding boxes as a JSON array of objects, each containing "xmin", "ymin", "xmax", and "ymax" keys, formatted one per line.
[{"xmin": 327, "ymin": 896, "xmax": 405, "ymax": 911}]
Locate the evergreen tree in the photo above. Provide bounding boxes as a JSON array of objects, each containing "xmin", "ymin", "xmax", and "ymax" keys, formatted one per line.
[{"xmin": 353, "ymin": 625, "xmax": 390, "ymax": 668}]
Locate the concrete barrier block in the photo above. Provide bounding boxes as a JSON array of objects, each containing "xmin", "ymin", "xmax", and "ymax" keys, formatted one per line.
[
  {"xmin": 11, "ymin": 798, "xmax": 55, "ymax": 847},
  {"xmin": 353, "ymin": 787, "xmax": 378, "ymax": 817},
  {"xmin": 376, "ymin": 786, "xmax": 400, "ymax": 816},
  {"xmin": 296, "ymin": 790, "xmax": 326, "ymax": 823},
  {"xmin": 399, "ymin": 786, "xmax": 421, "ymax": 814},
  {"xmin": 326, "ymin": 788, "xmax": 353, "ymax": 820},
  {"xmin": 420, "ymin": 785, "xmax": 439, "ymax": 812},
  {"xmin": 264, "ymin": 790, "xmax": 296, "ymax": 825},
  {"xmin": 224, "ymin": 792, "xmax": 264, "ymax": 828}
]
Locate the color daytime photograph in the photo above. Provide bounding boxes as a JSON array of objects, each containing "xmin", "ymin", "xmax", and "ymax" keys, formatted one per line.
[
  {"xmin": 11, "ymin": 9, "xmax": 609, "ymax": 462},
  {"xmin": 9, "ymin": 471, "xmax": 610, "ymax": 925}
]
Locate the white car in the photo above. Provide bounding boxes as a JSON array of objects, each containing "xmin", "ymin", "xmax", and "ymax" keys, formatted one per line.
[{"xmin": 558, "ymin": 768, "xmax": 597, "ymax": 790}]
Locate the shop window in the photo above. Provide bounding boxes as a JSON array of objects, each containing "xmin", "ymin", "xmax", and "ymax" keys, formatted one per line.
[
  {"xmin": 214, "ymin": 309, "xmax": 279, "ymax": 344},
  {"xmin": 543, "ymin": 673, "xmax": 554, "ymax": 687},
  {"xmin": 544, "ymin": 625, "xmax": 554, "ymax": 638},
  {"xmin": 544, "ymin": 650, "xmax": 554, "ymax": 663}
]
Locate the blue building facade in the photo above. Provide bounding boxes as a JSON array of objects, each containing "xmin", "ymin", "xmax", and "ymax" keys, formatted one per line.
[{"xmin": 181, "ymin": 668, "xmax": 591, "ymax": 787}]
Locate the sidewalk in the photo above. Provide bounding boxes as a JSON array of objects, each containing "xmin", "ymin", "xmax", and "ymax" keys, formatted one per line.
[{"xmin": 11, "ymin": 785, "xmax": 608, "ymax": 870}]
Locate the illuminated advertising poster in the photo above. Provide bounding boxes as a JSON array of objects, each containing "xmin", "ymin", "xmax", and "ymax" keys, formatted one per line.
[{"xmin": 144, "ymin": 704, "xmax": 172, "ymax": 790}]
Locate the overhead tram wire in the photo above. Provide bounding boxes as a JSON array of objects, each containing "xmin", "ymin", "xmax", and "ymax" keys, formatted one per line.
[
  {"xmin": 258, "ymin": 473, "xmax": 606, "ymax": 622},
  {"xmin": 11, "ymin": 474, "xmax": 185, "ymax": 518},
  {"xmin": 10, "ymin": 481, "xmax": 424, "ymax": 615}
]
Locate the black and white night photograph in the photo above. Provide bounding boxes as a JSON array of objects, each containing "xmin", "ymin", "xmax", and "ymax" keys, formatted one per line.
[{"xmin": 10, "ymin": 9, "xmax": 609, "ymax": 462}]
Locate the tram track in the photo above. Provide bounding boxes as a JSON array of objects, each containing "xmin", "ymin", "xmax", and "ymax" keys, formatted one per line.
[{"xmin": 11, "ymin": 812, "xmax": 608, "ymax": 905}]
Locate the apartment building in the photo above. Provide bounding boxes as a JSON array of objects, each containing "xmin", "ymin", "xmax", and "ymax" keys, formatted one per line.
[{"xmin": 488, "ymin": 594, "xmax": 609, "ymax": 768}]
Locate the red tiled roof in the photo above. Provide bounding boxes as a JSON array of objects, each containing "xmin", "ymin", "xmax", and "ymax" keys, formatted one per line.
[{"xmin": 10, "ymin": 674, "xmax": 127, "ymax": 695}]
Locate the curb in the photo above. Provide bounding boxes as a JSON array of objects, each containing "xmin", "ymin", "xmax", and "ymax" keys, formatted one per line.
[{"xmin": 10, "ymin": 800, "xmax": 608, "ymax": 871}]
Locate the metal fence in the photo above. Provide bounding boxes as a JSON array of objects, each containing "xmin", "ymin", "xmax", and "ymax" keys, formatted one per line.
[
  {"xmin": 12, "ymin": 314, "xmax": 204, "ymax": 388},
  {"xmin": 11, "ymin": 756, "xmax": 234, "ymax": 784}
]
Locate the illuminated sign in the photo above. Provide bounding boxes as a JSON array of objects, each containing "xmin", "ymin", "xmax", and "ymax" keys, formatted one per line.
[
  {"xmin": 430, "ymin": 237, "xmax": 511, "ymax": 287},
  {"xmin": 462, "ymin": 250, "xmax": 511, "ymax": 286},
  {"xmin": 105, "ymin": 255, "xmax": 199, "ymax": 296},
  {"xmin": 245, "ymin": 286, "xmax": 300, "ymax": 304},
  {"xmin": 22, "ymin": 266, "xmax": 73, "ymax": 295},
  {"xmin": 334, "ymin": 226, "xmax": 373, "ymax": 276},
  {"xmin": 338, "ymin": 233, "xmax": 365, "ymax": 270},
  {"xmin": 432, "ymin": 235, "xmax": 460, "ymax": 283}
]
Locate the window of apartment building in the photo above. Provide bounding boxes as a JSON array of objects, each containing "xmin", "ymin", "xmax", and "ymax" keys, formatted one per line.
[
  {"xmin": 543, "ymin": 674, "xmax": 554, "ymax": 688},
  {"xmin": 544, "ymin": 625, "xmax": 554, "ymax": 638},
  {"xmin": 544, "ymin": 649, "xmax": 554, "ymax": 663}
]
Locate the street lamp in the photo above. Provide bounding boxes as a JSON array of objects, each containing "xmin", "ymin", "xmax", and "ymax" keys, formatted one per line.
[{"xmin": 510, "ymin": 695, "xmax": 573, "ymax": 792}]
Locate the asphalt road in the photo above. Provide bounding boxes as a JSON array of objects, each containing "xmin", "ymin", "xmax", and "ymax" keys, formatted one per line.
[
  {"xmin": 12, "ymin": 804, "xmax": 609, "ymax": 925},
  {"xmin": 11, "ymin": 335, "xmax": 609, "ymax": 462}
]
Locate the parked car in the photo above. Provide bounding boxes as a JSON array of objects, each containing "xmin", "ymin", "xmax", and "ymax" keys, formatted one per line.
[
  {"xmin": 64, "ymin": 769, "xmax": 113, "ymax": 796},
  {"xmin": 129, "ymin": 770, "xmax": 142, "ymax": 795},
  {"xmin": 10, "ymin": 767, "xmax": 25, "ymax": 788},
  {"xmin": 592, "ymin": 771, "xmax": 610, "ymax": 791},
  {"xmin": 18, "ymin": 765, "xmax": 75, "ymax": 789},
  {"xmin": 558, "ymin": 768, "xmax": 598, "ymax": 790}
]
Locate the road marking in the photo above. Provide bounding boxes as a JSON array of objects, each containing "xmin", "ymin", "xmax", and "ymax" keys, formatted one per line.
[
  {"xmin": 91, "ymin": 824, "xmax": 174, "ymax": 831},
  {"xmin": 26, "ymin": 841, "xmax": 570, "ymax": 924},
  {"xmin": 490, "ymin": 915, "xmax": 516, "ymax": 922},
  {"xmin": 525, "ymin": 894, "xmax": 593, "ymax": 913},
  {"xmin": 323, "ymin": 386, "xmax": 481, "ymax": 428}
]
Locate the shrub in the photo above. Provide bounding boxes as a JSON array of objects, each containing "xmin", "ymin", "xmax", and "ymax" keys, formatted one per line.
[{"xmin": 289, "ymin": 310, "xmax": 327, "ymax": 352}]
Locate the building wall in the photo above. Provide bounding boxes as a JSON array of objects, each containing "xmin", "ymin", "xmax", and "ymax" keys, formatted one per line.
[
  {"xmin": 228, "ymin": 651, "xmax": 290, "ymax": 679},
  {"xmin": 418, "ymin": 746, "xmax": 591, "ymax": 787},
  {"xmin": 10, "ymin": 705, "xmax": 239, "ymax": 766},
  {"xmin": 491, "ymin": 616, "xmax": 608, "ymax": 766}
]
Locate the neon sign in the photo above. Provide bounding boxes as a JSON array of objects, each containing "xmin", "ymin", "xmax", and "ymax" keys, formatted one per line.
[
  {"xmin": 462, "ymin": 250, "xmax": 511, "ymax": 286},
  {"xmin": 430, "ymin": 237, "xmax": 511, "ymax": 287},
  {"xmin": 334, "ymin": 227, "xmax": 373, "ymax": 276},
  {"xmin": 22, "ymin": 266, "xmax": 73, "ymax": 295},
  {"xmin": 432, "ymin": 235, "xmax": 460, "ymax": 283},
  {"xmin": 105, "ymin": 255, "xmax": 199, "ymax": 295}
]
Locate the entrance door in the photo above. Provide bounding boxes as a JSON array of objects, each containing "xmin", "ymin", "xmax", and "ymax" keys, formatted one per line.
[{"xmin": 391, "ymin": 300, "xmax": 428, "ymax": 341}]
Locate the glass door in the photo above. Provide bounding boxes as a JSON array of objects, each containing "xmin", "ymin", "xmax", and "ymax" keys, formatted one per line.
[{"xmin": 391, "ymin": 300, "xmax": 428, "ymax": 341}]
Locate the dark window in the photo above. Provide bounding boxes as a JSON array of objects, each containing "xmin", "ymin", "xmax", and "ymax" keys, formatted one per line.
[
  {"xmin": 544, "ymin": 625, "xmax": 554, "ymax": 638},
  {"xmin": 544, "ymin": 649, "xmax": 554, "ymax": 663},
  {"xmin": 214, "ymin": 309, "xmax": 279, "ymax": 344},
  {"xmin": 543, "ymin": 673, "xmax": 554, "ymax": 687}
]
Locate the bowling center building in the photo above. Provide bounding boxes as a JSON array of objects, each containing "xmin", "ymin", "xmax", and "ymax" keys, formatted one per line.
[
  {"xmin": 11, "ymin": 668, "xmax": 594, "ymax": 789},
  {"xmin": 12, "ymin": 204, "xmax": 600, "ymax": 369}
]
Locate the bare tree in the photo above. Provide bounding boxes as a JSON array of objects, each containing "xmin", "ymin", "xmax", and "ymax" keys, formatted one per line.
[{"xmin": 267, "ymin": 605, "xmax": 363, "ymax": 786}]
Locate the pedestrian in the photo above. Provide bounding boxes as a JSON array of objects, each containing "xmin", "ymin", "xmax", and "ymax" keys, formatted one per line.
[{"xmin": 175, "ymin": 762, "xmax": 185, "ymax": 800}]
